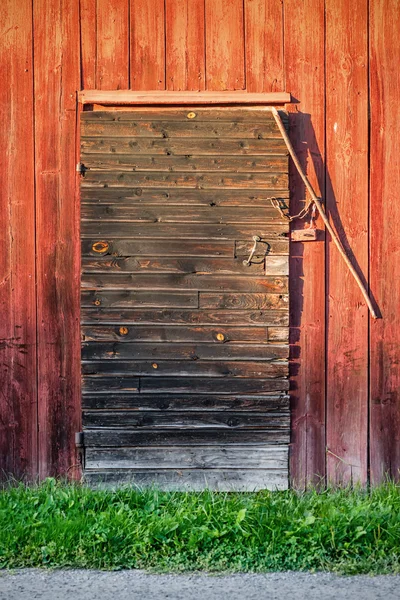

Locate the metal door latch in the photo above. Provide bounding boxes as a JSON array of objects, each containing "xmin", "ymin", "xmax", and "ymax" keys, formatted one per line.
[{"xmin": 243, "ymin": 235, "xmax": 261, "ymax": 266}]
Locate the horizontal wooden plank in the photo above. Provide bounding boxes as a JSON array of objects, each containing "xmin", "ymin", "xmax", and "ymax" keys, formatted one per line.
[
  {"xmin": 80, "ymin": 204, "xmax": 287, "ymax": 225},
  {"xmin": 82, "ymin": 153, "xmax": 288, "ymax": 173},
  {"xmin": 81, "ymin": 342, "xmax": 289, "ymax": 361},
  {"xmin": 81, "ymin": 290, "xmax": 199, "ymax": 308},
  {"xmin": 82, "ymin": 377, "xmax": 140, "ymax": 393},
  {"xmin": 139, "ymin": 377, "xmax": 289, "ymax": 394},
  {"xmin": 82, "ymin": 171, "xmax": 288, "ymax": 190},
  {"xmin": 81, "ymin": 273, "xmax": 288, "ymax": 293},
  {"xmin": 199, "ymin": 293, "xmax": 288, "ymax": 310},
  {"xmin": 81, "ymin": 137, "xmax": 288, "ymax": 156},
  {"xmin": 81, "ymin": 393, "xmax": 290, "ymax": 410},
  {"xmin": 82, "ymin": 120, "xmax": 282, "ymax": 139},
  {"xmin": 85, "ymin": 445, "xmax": 288, "ymax": 470},
  {"xmin": 80, "ymin": 187, "xmax": 289, "ymax": 207},
  {"xmin": 83, "ymin": 468, "xmax": 288, "ymax": 491},
  {"xmin": 82, "ymin": 360, "xmax": 288, "ymax": 378},
  {"xmin": 84, "ymin": 428, "xmax": 290, "ymax": 446},
  {"xmin": 81, "ymin": 256, "xmax": 267, "ymax": 275},
  {"xmin": 81, "ymin": 325, "xmax": 286, "ymax": 343},
  {"xmin": 235, "ymin": 238, "xmax": 289, "ymax": 255},
  {"xmin": 81, "ymin": 222, "xmax": 289, "ymax": 239},
  {"xmin": 82, "ymin": 238, "xmax": 235, "ymax": 257},
  {"xmin": 79, "ymin": 90, "xmax": 291, "ymax": 105},
  {"xmin": 82, "ymin": 108, "xmax": 288, "ymax": 121},
  {"xmin": 80, "ymin": 308, "xmax": 288, "ymax": 326},
  {"xmin": 82, "ymin": 410, "xmax": 290, "ymax": 429}
]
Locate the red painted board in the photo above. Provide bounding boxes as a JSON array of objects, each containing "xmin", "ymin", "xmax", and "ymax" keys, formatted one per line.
[
  {"xmin": 205, "ymin": 0, "xmax": 245, "ymax": 91},
  {"xmin": 34, "ymin": 0, "xmax": 81, "ymax": 479},
  {"xmin": 325, "ymin": 0, "xmax": 369, "ymax": 485},
  {"xmin": 245, "ymin": 0, "xmax": 284, "ymax": 93},
  {"xmin": 130, "ymin": 0, "xmax": 165, "ymax": 90},
  {"xmin": 369, "ymin": 0, "xmax": 400, "ymax": 484},
  {"xmin": 284, "ymin": 0, "xmax": 326, "ymax": 488},
  {"xmin": 80, "ymin": 0, "xmax": 96, "ymax": 88},
  {"xmin": 97, "ymin": 0, "xmax": 129, "ymax": 89},
  {"xmin": 0, "ymin": 0, "xmax": 37, "ymax": 480},
  {"xmin": 165, "ymin": 0, "xmax": 205, "ymax": 91}
]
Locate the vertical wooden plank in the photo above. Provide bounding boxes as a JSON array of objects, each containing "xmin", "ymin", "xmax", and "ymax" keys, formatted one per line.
[
  {"xmin": 34, "ymin": 0, "xmax": 81, "ymax": 478},
  {"xmin": 0, "ymin": 0, "xmax": 37, "ymax": 479},
  {"xmin": 325, "ymin": 0, "xmax": 369, "ymax": 485},
  {"xmin": 130, "ymin": 0, "xmax": 165, "ymax": 90},
  {"xmin": 205, "ymin": 0, "xmax": 245, "ymax": 91},
  {"xmin": 284, "ymin": 0, "xmax": 326, "ymax": 488},
  {"xmin": 165, "ymin": 0, "xmax": 205, "ymax": 91},
  {"xmin": 370, "ymin": 0, "xmax": 400, "ymax": 484},
  {"xmin": 80, "ymin": 0, "xmax": 97, "ymax": 88},
  {"xmin": 245, "ymin": 0, "xmax": 284, "ymax": 92},
  {"xmin": 97, "ymin": 0, "xmax": 129, "ymax": 89}
]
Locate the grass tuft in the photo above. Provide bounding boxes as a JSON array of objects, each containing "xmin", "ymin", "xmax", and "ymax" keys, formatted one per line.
[{"xmin": 1, "ymin": 479, "xmax": 399, "ymax": 574}]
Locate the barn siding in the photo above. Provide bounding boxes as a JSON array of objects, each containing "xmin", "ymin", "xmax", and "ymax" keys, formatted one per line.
[{"xmin": 1, "ymin": 0, "xmax": 400, "ymax": 485}]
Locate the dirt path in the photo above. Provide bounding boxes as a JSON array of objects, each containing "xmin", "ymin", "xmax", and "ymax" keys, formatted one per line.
[{"xmin": 1, "ymin": 569, "xmax": 399, "ymax": 600}]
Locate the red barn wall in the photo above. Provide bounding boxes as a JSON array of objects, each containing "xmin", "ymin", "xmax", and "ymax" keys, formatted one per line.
[{"xmin": 1, "ymin": 0, "xmax": 399, "ymax": 486}]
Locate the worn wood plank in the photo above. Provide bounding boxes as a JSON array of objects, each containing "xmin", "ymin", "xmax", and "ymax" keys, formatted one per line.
[
  {"xmin": 82, "ymin": 360, "xmax": 288, "ymax": 378},
  {"xmin": 165, "ymin": 0, "xmax": 205, "ymax": 91},
  {"xmin": 80, "ymin": 0, "xmax": 96, "ymax": 88},
  {"xmin": 34, "ymin": 0, "xmax": 81, "ymax": 478},
  {"xmin": 84, "ymin": 428, "xmax": 290, "ymax": 447},
  {"xmin": 81, "ymin": 392, "xmax": 290, "ymax": 411},
  {"xmin": 205, "ymin": 0, "xmax": 245, "ymax": 91},
  {"xmin": 82, "ymin": 343, "xmax": 288, "ymax": 362},
  {"xmin": 130, "ymin": 0, "xmax": 165, "ymax": 90},
  {"xmin": 0, "ymin": 0, "xmax": 37, "ymax": 479},
  {"xmin": 284, "ymin": 0, "xmax": 326, "ymax": 489},
  {"xmin": 83, "ymin": 469, "xmax": 288, "ymax": 491},
  {"xmin": 96, "ymin": 0, "xmax": 129, "ymax": 89},
  {"xmin": 82, "ymin": 119, "xmax": 282, "ymax": 139},
  {"xmin": 81, "ymin": 290, "xmax": 199, "ymax": 308},
  {"xmin": 199, "ymin": 293, "xmax": 288, "ymax": 310},
  {"xmin": 82, "ymin": 239, "xmax": 235, "ymax": 257},
  {"xmin": 81, "ymin": 137, "xmax": 288, "ymax": 156},
  {"xmin": 81, "ymin": 273, "xmax": 288, "ymax": 293},
  {"xmin": 235, "ymin": 239, "xmax": 289, "ymax": 256},
  {"xmin": 369, "ymin": 0, "xmax": 400, "ymax": 484},
  {"xmin": 82, "ymin": 153, "xmax": 288, "ymax": 173},
  {"xmin": 326, "ymin": 0, "xmax": 368, "ymax": 486},
  {"xmin": 83, "ymin": 410, "xmax": 290, "ymax": 429},
  {"xmin": 81, "ymin": 222, "xmax": 289, "ymax": 239},
  {"xmin": 245, "ymin": 0, "xmax": 284, "ymax": 93},
  {"xmin": 81, "ymin": 308, "xmax": 288, "ymax": 326},
  {"xmin": 79, "ymin": 90, "xmax": 291, "ymax": 105},
  {"xmin": 139, "ymin": 377, "xmax": 289, "ymax": 394},
  {"xmin": 86, "ymin": 445, "xmax": 288, "ymax": 469}
]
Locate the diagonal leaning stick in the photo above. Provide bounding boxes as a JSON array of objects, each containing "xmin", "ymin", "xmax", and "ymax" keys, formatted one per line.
[{"xmin": 270, "ymin": 107, "xmax": 379, "ymax": 319}]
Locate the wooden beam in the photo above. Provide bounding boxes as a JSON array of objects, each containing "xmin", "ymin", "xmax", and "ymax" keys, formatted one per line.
[{"xmin": 79, "ymin": 90, "xmax": 291, "ymax": 105}]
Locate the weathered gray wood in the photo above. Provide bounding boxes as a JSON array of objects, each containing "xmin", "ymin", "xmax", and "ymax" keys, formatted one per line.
[
  {"xmin": 84, "ymin": 428, "xmax": 290, "ymax": 447},
  {"xmin": 80, "ymin": 308, "xmax": 289, "ymax": 326},
  {"xmin": 81, "ymin": 137, "xmax": 288, "ymax": 156},
  {"xmin": 81, "ymin": 393, "xmax": 290, "ymax": 411},
  {"xmin": 82, "ymin": 239, "xmax": 235, "ymax": 257},
  {"xmin": 83, "ymin": 469, "xmax": 289, "ymax": 491},
  {"xmin": 199, "ymin": 293, "xmax": 288, "ymax": 310},
  {"xmin": 85, "ymin": 445, "xmax": 288, "ymax": 470},
  {"xmin": 81, "ymin": 290, "xmax": 199, "ymax": 308},
  {"xmin": 268, "ymin": 328, "xmax": 289, "ymax": 342},
  {"xmin": 82, "ymin": 360, "xmax": 288, "ymax": 378},
  {"xmin": 82, "ymin": 410, "xmax": 290, "ymax": 429},
  {"xmin": 82, "ymin": 153, "xmax": 288, "ymax": 173},
  {"xmin": 81, "ymin": 273, "xmax": 288, "ymax": 293},
  {"xmin": 139, "ymin": 377, "xmax": 290, "ymax": 394},
  {"xmin": 81, "ymin": 342, "xmax": 289, "ymax": 361},
  {"xmin": 81, "ymin": 108, "xmax": 288, "ymax": 122}
]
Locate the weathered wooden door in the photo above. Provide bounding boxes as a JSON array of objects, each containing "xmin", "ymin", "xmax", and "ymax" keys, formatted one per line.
[{"xmin": 80, "ymin": 106, "xmax": 290, "ymax": 490}]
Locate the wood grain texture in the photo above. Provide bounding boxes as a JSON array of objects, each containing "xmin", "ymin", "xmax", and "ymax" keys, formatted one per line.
[
  {"xmin": 130, "ymin": 0, "xmax": 165, "ymax": 90},
  {"xmin": 325, "ymin": 0, "xmax": 368, "ymax": 485},
  {"xmin": 34, "ymin": 0, "xmax": 81, "ymax": 478},
  {"xmin": 369, "ymin": 0, "xmax": 400, "ymax": 484},
  {"xmin": 80, "ymin": 0, "xmax": 96, "ymax": 88},
  {"xmin": 79, "ymin": 90, "xmax": 291, "ymax": 104},
  {"xmin": 165, "ymin": 0, "xmax": 205, "ymax": 91},
  {"xmin": 284, "ymin": 0, "xmax": 326, "ymax": 488},
  {"xmin": 245, "ymin": 0, "xmax": 284, "ymax": 92},
  {"xmin": 96, "ymin": 0, "xmax": 129, "ymax": 89},
  {"xmin": 205, "ymin": 0, "xmax": 245, "ymax": 91},
  {"xmin": 0, "ymin": 0, "xmax": 37, "ymax": 479}
]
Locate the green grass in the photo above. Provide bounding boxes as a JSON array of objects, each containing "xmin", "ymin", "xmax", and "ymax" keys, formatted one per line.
[{"xmin": 1, "ymin": 479, "xmax": 399, "ymax": 574}]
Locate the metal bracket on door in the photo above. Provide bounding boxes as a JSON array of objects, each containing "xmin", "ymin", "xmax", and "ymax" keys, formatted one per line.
[{"xmin": 243, "ymin": 235, "xmax": 261, "ymax": 266}]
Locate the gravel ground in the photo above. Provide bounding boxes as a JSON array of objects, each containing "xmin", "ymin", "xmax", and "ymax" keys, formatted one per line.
[{"xmin": 0, "ymin": 569, "xmax": 399, "ymax": 600}]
